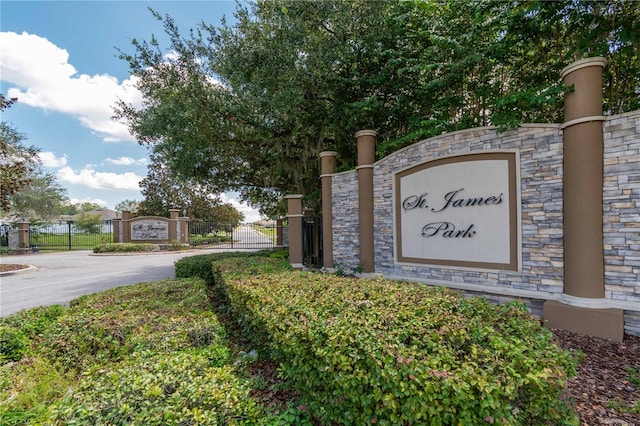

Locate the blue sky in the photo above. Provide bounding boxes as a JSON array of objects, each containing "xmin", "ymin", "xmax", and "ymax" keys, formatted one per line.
[{"xmin": 1, "ymin": 0, "xmax": 261, "ymax": 221}]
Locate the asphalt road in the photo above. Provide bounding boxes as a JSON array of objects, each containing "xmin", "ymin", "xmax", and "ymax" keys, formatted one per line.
[{"xmin": 1, "ymin": 224, "xmax": 275, "ymax": 317}]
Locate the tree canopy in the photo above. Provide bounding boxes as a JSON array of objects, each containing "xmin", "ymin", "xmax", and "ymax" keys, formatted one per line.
[
  {"xmin": 137, "ymin": 151, "xmax": 245, "ymax": 227},
  {"xmin": 116, "ymin": 0, "xmax": 640, "ymax": 215},
  {"xmin": 1, "ymin": 94, "xmax": 39, "ymax": 212},
  {"xmin": 1, "ymin": 94, "xmax": 68, "ymax": 221}
]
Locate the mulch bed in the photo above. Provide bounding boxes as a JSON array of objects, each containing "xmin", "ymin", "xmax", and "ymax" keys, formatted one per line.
[
  {"xmin": 0, "ymin": 263, "xmax": 30, "ymax": 273},
  {"xmin": 553, "ymin": 329, "xmax": 640, "ymax": 425}
]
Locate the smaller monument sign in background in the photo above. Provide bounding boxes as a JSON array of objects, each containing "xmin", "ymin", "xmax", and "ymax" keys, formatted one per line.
[{"xmin": 131, "ymin": 220, "xmax": 169, "ymax": 241}]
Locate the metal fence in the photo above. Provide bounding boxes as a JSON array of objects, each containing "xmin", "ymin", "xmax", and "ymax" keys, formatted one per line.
[
  {"xmin": 189, "ymin": 221, "xmax": 278, "ymax": 250},
  {"xmin": 28, "ymin": 220, "xmax": 113, "ymax": 251},
  {"xmin": 303, "ymin": 215, "xmax": 323, "ymax": 268},
  {"xmin": 0, "ymin": 224, "xmax": 11, "ymax": 251}
]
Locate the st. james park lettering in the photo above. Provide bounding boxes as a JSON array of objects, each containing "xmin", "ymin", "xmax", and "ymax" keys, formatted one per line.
[
  {"xmin": 421, "ymin": 222, "xmax": 476, "ymax": 238},
  {"xmin": 402, "ymin": 188, "xmax": 503, "ymax": 239}
]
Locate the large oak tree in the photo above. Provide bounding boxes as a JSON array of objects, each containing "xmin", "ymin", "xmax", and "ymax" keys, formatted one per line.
[{"xmin": 115, "ymin": 0, "xmax": 639, "ymax": 216}]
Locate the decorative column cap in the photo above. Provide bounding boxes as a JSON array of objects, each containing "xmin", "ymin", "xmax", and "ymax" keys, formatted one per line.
[
  {"xmin": 355, "ymin": 130, "xmax": 377, "ymax": 138},
  {"xmin": 319, "ymin": 151, "xmax": 338, "ymax": 158},
  {"xmin": 561, "ymin": 57, "xmax": 607, "ymax": 79},
  {"xmin": 284, "ymin": 194, "xmax": 303, "ymax": 199}
]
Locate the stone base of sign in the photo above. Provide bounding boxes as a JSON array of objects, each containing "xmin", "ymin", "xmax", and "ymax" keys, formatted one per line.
[{"xmin": 543, "ymin": 300, "xmax": 624, "ymax": 342}]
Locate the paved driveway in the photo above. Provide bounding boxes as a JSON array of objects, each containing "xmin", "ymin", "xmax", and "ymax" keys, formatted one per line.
[{"xmin": 0, "ymin": 248, "xmax": 254, "ymax": 317}]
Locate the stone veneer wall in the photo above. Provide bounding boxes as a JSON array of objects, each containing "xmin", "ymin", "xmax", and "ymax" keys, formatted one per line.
[
  {"xmin": 603, "ymin": 111, "xmax": 640, "ymax": 335},
  {"xmin": 332, "ymin": 169, "xmax": 360, "ymax": 269},
  {"xmin": 331, "ymin": 112, "xmax": 640, "ymax": 335}
]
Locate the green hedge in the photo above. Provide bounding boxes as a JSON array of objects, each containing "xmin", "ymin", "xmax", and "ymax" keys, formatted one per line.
[
  {"xmin": 92, "ymin": 243, "xmax": 160, "ymax": 253},
  {"xmin": 207, "ymin": 262, "xmax": 578, "ymax": 425},
  {"xmin": 174, "ymin": 249, "xmax": 290, "ymax": 284},
  {"xmin": 0, "ymin": 278, "xmax": 272, "ymax": 425}
]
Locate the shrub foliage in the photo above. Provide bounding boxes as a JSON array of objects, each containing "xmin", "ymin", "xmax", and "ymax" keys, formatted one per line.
[
  {"xmin": 0, "ymin": 278, "xmax": 269, "ymax": 425},
  {"xmin": 93, "ymin": 242, "xmax": 160, "ymax": 253},
  {"xmin": 1, "ymin": 251, "xmax": 579, "ymax": 425},
  {"xmin": 210, "ymin": 262, "xmax": 579, "ymax": 425}
]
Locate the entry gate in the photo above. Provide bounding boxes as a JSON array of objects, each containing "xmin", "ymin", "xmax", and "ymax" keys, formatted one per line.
[
  {"xmin": 302, "ymin": 215, "xmax": 323, "ymax": 268},
  {"xmin": 28, "ymin": 220, "xmax": 113, "ymax": 251},
  {"xmin": 189, "ymin": 221, "xmax": 277, "ymax": 250}
]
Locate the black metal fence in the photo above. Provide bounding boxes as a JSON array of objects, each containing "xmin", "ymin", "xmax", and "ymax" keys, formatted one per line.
[
  {"xmin": 189, "ymin": 221, "xmax": 278, "ymax": 250},
  {"xmin": 0, "ymin": 224, "xmax": 11, "ymax": 252},
  {"xmin": 28, "ymin": 220, "xmax": 113, "ymax": 251},
  {"xmin": 303, "ymin": 215, "xmax": 323, "ymax": 268}
]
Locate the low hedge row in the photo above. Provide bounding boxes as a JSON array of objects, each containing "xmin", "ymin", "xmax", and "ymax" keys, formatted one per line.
[
  {"xmin": 174, "ymin": 249, "xmax": 290, "ymax": 284},
  {"xmin": 92, "ymin": 243, "xmax": 160, "ymax": 253},
  {"xmin": 203, "ymin": 257, "xmax": 579, "ymax": 425},
  {"xmin": 0, "ymin": 278, "xmax": 272, "ymax": 425}
]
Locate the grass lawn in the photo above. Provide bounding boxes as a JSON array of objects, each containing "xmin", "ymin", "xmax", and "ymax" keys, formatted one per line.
[
  {"xmin": 28, "ymin": 232, "xmax": 112, "ymax": 251},
  {"xmin": 252, "ymin": 225, "xmax": 277, "ymax": 242}
]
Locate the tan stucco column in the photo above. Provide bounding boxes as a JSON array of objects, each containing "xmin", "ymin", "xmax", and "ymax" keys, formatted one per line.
[
  {"xmin": 168, "ymin": 209, "xmax": 180, "ymax": 241},
  {"xmin": 285, "ymin": 194, "xmax": 304, "ymax": 268},
  {"xmin": 113, "ymin": 219, "xmax": 121, "ymax": 243},
  {"xmin": 320, "ymin": 151, "xmax": 337, "ymax": 268},
  {"xmin": 178, "ymin": 217, "xmax": 189, "ymax": 244},
  {"xmin": 122, "ymin": 210, "xmax": 131, "ymax": 243},
  {"xmin": 544, "ymin": 57, "xmax": 623, "ymax": 341},
  {"xmin": 16, "ymin": 222, "xmax": 30, "ymax": 254},
  {"xmin": 356, "ymin": 130, "xmax": 376, "ymax": 273},
  {"xmin": 562, "ymin": 57, "xmax": 607, "ymax": 298}
]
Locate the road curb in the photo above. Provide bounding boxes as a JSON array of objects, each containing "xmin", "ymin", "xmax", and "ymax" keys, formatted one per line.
[{"xmin": 0, "ymin": 265, "xmax": 37, "ymax": 276}]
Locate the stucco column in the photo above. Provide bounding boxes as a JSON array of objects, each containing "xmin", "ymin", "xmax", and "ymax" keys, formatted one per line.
[
  {"xmin": 169, "ymin": 209, "xmax": 180, "ymax": 241},
  {"xmin": 16, "ymin": 222, "xmax": 30, "ymax": 254},
  {"xmin": 181, "ymin": 218, "xmax": 189, "ymax": 244},
  {"xmin": 320, "ymin": 151, "xmax": 337, "ymax": 268},
  {"xmin": 285, "ymin": 194, "xmax": 304, "ymax": 268},
  {"xmin": 122, "ymin": 210, "xmax": 131, "ymax": 243},
  {"xmin": 544, "ymin": 57, "xmax": 623, "ymax": 342},
  {"xmin": 113, "ymin": 218, "xmax": 121, "ymax": 243},
  {"xmin": 561, "ymin": 57, "xmax": 607, "ymax": 299},
  {"xmin": 356, "ymin": 130, "xmax": 376, "ymax": 273}
]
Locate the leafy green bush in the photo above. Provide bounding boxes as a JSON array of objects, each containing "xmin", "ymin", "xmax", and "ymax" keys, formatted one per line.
[
  {"xmin": 174, "ymin": 250, "xmax": 290, "ymax": 284},
  {"xmin": 93, "ymin": 243, "xmax": 160, "ymax": 253},
  {"xmin": 0, "ymin": 325, "xmax": 28, "ymax": 364},
  {"xmin": 1, "ymin": 305, "xmax": 65, "ymax": 339},
  {"xmin": 39, "ymin": 279, "xmax": 224, "ymax": 372},
  {"xmin": 165, "ymin": 239, "xmax": 188, "ymax": 251},
  {"xmin": 0, "ymin": 305, "xmax": 66, "ymax": 365},
  {"xmin": 1, "ymin": 278, "xmax": 273, "ymax": 425},
  {"xmin": 189, "ymin": 234, "xmax": 232, "ymax": 246},
  {"xmin": 217, "ymin": 270, "xmax": 579, "ymax": 425},
  {"xmin": 49, "ymin": 353, "xmax": 264, "ymax": 425}
]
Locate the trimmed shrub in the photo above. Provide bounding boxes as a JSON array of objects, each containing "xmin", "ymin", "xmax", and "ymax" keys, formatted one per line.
[
  {"xmin": 174, "ymin": 249, "xmax": 290, "ymax": 284},
  {"xmin": 216, "ymin": 268, "xmax": 579, "ymax": 425},
  {"xmin": 1, "ymin": 305, "xmax": 65, "ymax": 339},
  {"xmin": 39, "ymin": 279, "xmax": 222, "ymax": 372},
  {"xmin": 93, "ymin": 243, "xmax": 160, "ymax": 253},
  {"xmin": 0, "ymin": 325, "xmax": 28, "ymax": 364},
  {"xmin": 48, "ymin": 353, "xmax": 264, "ymax": 425}
]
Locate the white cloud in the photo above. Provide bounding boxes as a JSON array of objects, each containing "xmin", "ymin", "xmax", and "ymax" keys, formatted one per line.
[
  {"xmin": 220, "ymin": 192, "xmax": 262, "ymax": 223},
  {"xmin": 105, "ymin": 156, "xmax": 148, "ymax": 166},
  {"xmin": 0, "ymin": 31, "xmax": 142, "ymax": 143},
  {"xmin": 68, "ymin": 198, "xmax": 108, "ymax": 207},
  {"xmin": 57, "ymin": 166, "xmax": 143, "ymax": 191},
  {"xmin": 38, "ymin": 151, "xmax": 68, "ymax": 168}
]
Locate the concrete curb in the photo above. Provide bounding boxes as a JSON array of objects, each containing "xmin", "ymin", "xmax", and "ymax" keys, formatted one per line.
[{"xmin": 0, "ymin": 265, "xmax": 37, "ymax": 276}]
